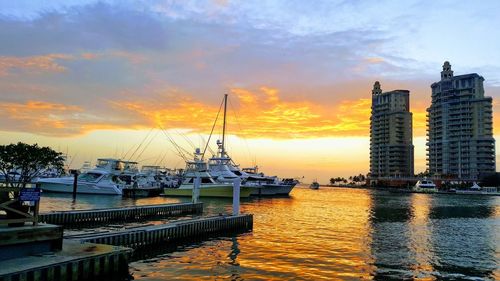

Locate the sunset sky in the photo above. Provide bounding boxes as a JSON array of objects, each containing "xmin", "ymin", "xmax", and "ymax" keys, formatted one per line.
[{"xmin": 1, "ymin": 0, "xmax": 500, "ymax": 183}]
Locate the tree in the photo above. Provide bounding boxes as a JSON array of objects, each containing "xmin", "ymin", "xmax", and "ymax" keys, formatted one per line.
[
  {"xmin": 330, "ymin": 178, "xmax": 336, "ymax": 185},
  {"xmin": 0, "ymin": 142, "xmax": 65, "ymax": 188}
]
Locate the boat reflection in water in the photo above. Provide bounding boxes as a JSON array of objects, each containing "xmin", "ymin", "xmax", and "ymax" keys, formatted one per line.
[{"xmin": 39, "ymin": 187, "xmax": 499, "ymax": 280}]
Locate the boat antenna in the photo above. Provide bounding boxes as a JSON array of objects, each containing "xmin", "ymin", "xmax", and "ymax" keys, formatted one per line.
[
  {"xmin": 202, "ymin": 96, "xmax": 225, "ymax": 159},
  {"xmin": 221, "ymin": 93, "xmax": 228, "ymax": 157}
]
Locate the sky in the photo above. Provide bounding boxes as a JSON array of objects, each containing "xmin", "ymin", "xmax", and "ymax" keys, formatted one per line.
[{"xmin": 1, "ymin": 0, "xmax": 500, "ymax": 183}]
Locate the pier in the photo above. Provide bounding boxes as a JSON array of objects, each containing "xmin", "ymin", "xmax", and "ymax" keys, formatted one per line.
[
  {"xmin": 1, "ymin": 201, "xmax": 253, "ymax": 281},
  {"xmin": 66, "ymin": 214, "xmax": 253, "ymax": 248},
  {"xmin": 38, "ymin": 202, "xmax": 203, "ymax": 226},
  {"xmin": 0, "ymin": 240, "xmax": 131, "ymax": 281}
]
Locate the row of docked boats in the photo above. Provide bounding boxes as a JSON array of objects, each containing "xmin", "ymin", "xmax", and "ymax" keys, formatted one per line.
[{"xmin": 35, "ymin": 151, "xmax": 298, "ymax": 198}]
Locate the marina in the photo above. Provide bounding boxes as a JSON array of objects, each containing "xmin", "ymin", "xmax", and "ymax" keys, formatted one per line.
[{"xmin": 1, "ymin": 2, "xmax": 500, "ymax": 280}]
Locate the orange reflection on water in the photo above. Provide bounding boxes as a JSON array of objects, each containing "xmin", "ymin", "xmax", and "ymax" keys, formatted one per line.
[
  {"xmin": 409, "ymin": 194, "xmax": 435, "ymax": 279},
  {"xmin": 225, "ymin": 187, "xmax": 375, "ymax": 280}
]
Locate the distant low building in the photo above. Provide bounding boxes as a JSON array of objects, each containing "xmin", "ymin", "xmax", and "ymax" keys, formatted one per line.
[
  {"xmin": 427, "ymin": 61, "xmax": 495, "ymax": 179},
  {"xmin": 370, "ymin": 81, "xmax": 414, "ymax": 178}
]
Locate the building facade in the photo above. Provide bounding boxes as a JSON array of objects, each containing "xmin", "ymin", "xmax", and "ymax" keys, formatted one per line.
[
  {"xmin": 370, "ymin": 81, "xmax": 414, "ymax": 178},
  {"xmin": 427, "ymin": 61, "xmax": 495, "ymax": 179}
]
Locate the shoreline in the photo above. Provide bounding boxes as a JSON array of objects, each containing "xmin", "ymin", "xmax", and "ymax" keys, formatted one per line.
[{"xmin": 317, "ymin": 184, "xmax": 500, "ymax": 196}]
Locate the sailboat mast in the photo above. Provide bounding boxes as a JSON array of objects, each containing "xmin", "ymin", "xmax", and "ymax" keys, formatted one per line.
[{"xmin": 221, "ymin": 94, "xmax": 228, "ymax": 157}]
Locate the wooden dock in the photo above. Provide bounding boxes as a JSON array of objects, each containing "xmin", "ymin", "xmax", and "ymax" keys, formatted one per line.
[
  {"xmin": 39, "ymin": 202, "xmax": 203, "ymax": 226},
  {"xmin": 0, "ymin": 240, "xmax": 131, "ymax": 281},
  {"xmin": 66, "ymin": 214, "xmax": 253, "ymax": 248},
  {"xmin": 0, "ymin": 224, "xmax": 63, "ymax": 260}
]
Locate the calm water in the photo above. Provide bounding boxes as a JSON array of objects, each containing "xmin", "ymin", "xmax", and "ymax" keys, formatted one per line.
[{"xmin": 40, "ymin": 186, "xmax": 500, "ymax": 280}]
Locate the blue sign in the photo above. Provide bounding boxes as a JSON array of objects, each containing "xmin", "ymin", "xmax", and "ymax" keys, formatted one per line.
[{"xmin": 19, "ymin": 188, "xmax": 41, "ymax": 202}]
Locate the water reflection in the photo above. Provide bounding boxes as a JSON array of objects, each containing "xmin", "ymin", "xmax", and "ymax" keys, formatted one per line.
[
  {"xmin": 40, "ymin": 192, "xmax": 185, "ymax": 212},
  {"xmin": 428, "ymin": 195, "xmax": 498, "ymax": 280},
  {"xmin": 369, "ymin": 192, "xmax": 416, "ymax": 280},
  {"xmin": 368, "ymin": 191, "xmax": 500, "ymax": 280},
  {"xmin": 38, "ymin": 188, "xmax": 499, "ymax": 280}
]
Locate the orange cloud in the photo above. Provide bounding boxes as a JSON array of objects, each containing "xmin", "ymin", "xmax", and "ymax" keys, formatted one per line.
[
  {"xmin": 0, "ymin": 54, "xmax": 73, "ymax": 75},
  {"xmin": 2, "ymin": 86, "xmax": 498, "ymax": 140},
  {"xmin": 365, "ymin": 57, "xmax": 384, "ymax": 64},
  {"xmin": 0, "ymin": 51, "xmax": 147, "ymax": 76},
  {"xmin": 113, "ymin": 87, "xmax": 377, "ymax": 138},
  {"xmin": 0, "ymin": 100, "xmax": 139, "ymax": 137}
]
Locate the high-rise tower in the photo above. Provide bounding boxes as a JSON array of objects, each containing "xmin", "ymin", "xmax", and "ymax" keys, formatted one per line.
[
  {"xmin": 427, "ymin": 61, "xmax": 495, "ymax": 179},
  {"xmin": 370, "ymin": 81, "xmax": 414, "ymax": 178}
]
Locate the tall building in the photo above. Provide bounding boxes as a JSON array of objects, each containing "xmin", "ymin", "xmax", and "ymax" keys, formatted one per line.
[
  {"xmin": 427, "ymin": 61, "xmax": 495, "ymax": 179},
  {"xmin": 370, "ymin": 81, "xmax": 414, "ymax": 178}
]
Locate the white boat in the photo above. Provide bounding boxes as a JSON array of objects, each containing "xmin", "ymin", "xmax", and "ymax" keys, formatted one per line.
[
  {"xmin": 164, "ymin": 149, "xmax": 253, "ymax": 198},
  {"xmin": 413, "ymin": 179, "xmax": 437, "ymax": 193},
  {"xmin": 37, "ymin": 158, "xmax": 131, "ymax": 195}
]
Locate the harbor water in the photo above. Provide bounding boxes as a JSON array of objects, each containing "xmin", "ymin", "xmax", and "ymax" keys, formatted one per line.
[{"xmin": 40, "ymin": 186, "xmax": 500, "ymax": 280}]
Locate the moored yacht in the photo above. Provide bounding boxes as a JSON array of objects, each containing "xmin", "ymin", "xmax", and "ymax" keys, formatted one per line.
[
  {"xmin": 37, "ymin": 158, "xmax": 131, "ymax": 195},
  {"xmin": 164, "ymin": 149, "xmax": 253, "ymax": 198},
  {"xmin": 413, "ymin": 179, "xmax": 437, "ymax": 193}
]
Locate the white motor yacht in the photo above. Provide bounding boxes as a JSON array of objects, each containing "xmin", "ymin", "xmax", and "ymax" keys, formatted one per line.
[
  {"xmin": 164, "ymin": 149, "xmax": 253, "ymax": 198},
  {"xmin": 37, "ymin": 158, "xmax": 131, "ymax": 195},
  {"xmin": 240, "ymin": 166, "xmax": 298, "ymax": 196},
  {"xmin": 208, "ymin": 140, "xmax": 297, "ymax": 196},
  {"xmin": 413, "ymin": 179, "xmax": 437, "ymax": 193}
]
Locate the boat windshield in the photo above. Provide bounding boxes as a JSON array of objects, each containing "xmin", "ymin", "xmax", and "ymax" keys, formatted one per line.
[
  {"xmin": 96, "ymin": 159, "xmax": 110, "ymax": 168},
  {"xmin": 186, "ymin": 162, "xmax": 208, "ymax": 172},
  {"xmin": 123, "ymin": 162, "xmax": 138, "ymax": 171},
  {"xmin": 78, "ymin": 172, "xmax": 103, "ymax": 182}
]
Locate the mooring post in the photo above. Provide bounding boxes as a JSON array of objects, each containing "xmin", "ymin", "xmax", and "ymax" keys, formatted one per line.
[
  {"xmin": 192, "ymin": 176, "xmax": 201, "ymax": 203},
  {"xmin": 233, "ymin": 177, "xmax": 241, "ymax": 215},
  {"xmin": 71, "ymin": 170, "xmax": 79, "ymax": 200}
]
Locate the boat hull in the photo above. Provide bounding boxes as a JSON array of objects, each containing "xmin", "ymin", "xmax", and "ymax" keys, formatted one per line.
[
  {"xmin": 413, "ymin": 187, "xmax": 437, "ymax": 193},
  {"xmin": 38, "ymin": 179, "xmax": 123, "ymax": 195},
  {"xmin": 122, "ymin": 187, "xmax": 162, "ymax": 197},
  {"xmin": 164, "ymin": 185, "xmax": 253, "ymax": 198},
  {"xmin": 249, "ymin": 184, "xmax": 295, "ymax": 196}
]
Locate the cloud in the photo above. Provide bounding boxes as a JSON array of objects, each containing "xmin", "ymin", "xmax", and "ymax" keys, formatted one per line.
[
  {"xmin": 0, "ymin": 100, "xmax": 141, "ymax": 136},
  {"xmin": 0, "ymin": 54, "xmax": 72, "ymax": 76},
  {"xmin": 0, "ymin": 2, "xmax": 169, "ymax": 56},
  {"xmin": 0, "ymin": 1, "xmax": 499, "ymax": 141},
  {"xmin": 111, "ymin": 86, "xmax": 377, "ymax": 139}
]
